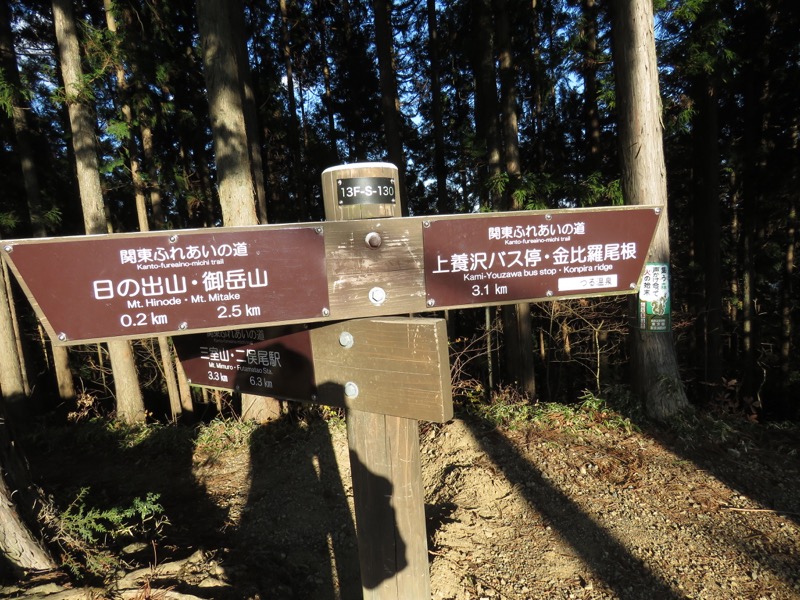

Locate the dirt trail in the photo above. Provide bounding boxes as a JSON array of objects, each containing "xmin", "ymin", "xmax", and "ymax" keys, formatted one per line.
[{"xmin": 6, "ymin": 410, "xmax": 800, "ymax": 599}]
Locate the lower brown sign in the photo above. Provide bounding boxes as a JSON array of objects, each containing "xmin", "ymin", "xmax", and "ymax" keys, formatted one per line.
[
  {"xmin": 174, "ymin": 318, "xmax": 453, "ymax": 423},
  {"xmin": 173, "ymin": 326, "xmax": 315, "ymax": 400}
]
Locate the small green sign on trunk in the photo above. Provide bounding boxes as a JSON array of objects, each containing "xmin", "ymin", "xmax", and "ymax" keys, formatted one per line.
[{"xmin": 637, "ymin": 262, "xmax": 670, "ymax": 332}]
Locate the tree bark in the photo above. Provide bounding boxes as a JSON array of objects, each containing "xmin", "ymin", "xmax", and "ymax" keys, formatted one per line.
[
  {"xmin": 314, "ymin": 0, "xmax": 339, "ymax": 165},
  {"xmin": 197, "ymin": 0, "xmax": 259, "ymax": 225},
  {"xmin": 0, "ymin": 445, "xmax": 56, "ymax": 575},
  {"xmin": 197, "ymin": 0, "xmax": 280, "ymax": 422},
  {"xmin": 102, "ymin": 1, "xmax": 184, "ymax": 421},
  {"xmin": 692, "ymin": 73, "xmax": 722, "ymax": 386},
  {"xmin": 494, "ymin": 0, "xmax": 536, "ymax": 398},
  {"xmin": 739, "ymin": 2, "xmax": 775, "ymax": 405},
  {"xmin": 0, "ymin": 387, "xmax": 56, "ymax": 575},
  {"xmin": 0, "ymin": 0, "xmax": 45, "ymax": 238},
  {"xmin": 232, "ymin": 3, "xmax": 269, "ymax": 224},
  {"xmin": 494, "ymin": 0, "xmax": 519, "ymax": 202},
  {"xmin": 1, "ymin": 0, "xmax": 76, "ymax": 404},
  {"xmin": 52, "ymin": 0, "xmax": 145, "ymax": 424},
  {"xmin": 580, "ymin": 0, "xmax": 602, "ymax": 173},
  {"xmin": 278, "ymin": 0, "xmax": 304, "ymax": 221},
  {"xmin": 780, "ymin": 197, "xmax": 796, "ymax": 396},
  {"xmin": 609, "ymin": 0, "xmax": 689, "ymax": 420},
  {"xmin": 372, "ymin": 0, "xmax": 407, "ymax": 208},
  {"xmin": 472, "ymin": 0, "xmax": 501, "ymax": 211},
  {"xmin": 426, "ymin": 0, "xmax": 450, "ymax": 214},
  {"xmin": 0, "ymin": 261, "xmax": 25, "ymax": 407}
]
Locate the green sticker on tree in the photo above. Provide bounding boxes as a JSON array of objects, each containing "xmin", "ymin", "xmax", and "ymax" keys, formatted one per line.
[{"xmin": 637, "ymin": 263, "xmax": 670, "ymax": 331}]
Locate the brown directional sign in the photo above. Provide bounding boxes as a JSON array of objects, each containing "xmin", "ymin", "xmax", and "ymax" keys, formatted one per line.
[
  {"xmin": 1, "ymin": 206, "xmax": 661, "ymax": 345},
  {"xmin": 172, "ymin": 326, "xmax": 316, "ymax": 401},
  {"xmin": 1, "ymin": 227, "xmax": 328, "ymax": 344},
  {"xmin": 173, "ymin": 318, "xmax": 453, "ymax": 423},
  {"xmin": 422, "ymin": 207, "xmax": 661, "ymax": 308}
]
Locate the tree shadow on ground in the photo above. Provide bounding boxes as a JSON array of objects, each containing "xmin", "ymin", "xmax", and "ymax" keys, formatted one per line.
[
  {"xmin": 611, "ymin": 404, "xmax": 800, "ymax": 583},
  {"xmin": 460, "ymin": 411, "xmax": 684, "ymax": 599},
  {"xmin": 21, "ymin": 420, "xmax": 227, "ymax": 579},
  {"xmin": 457, "ymin": 394, "xmax": 800, "ymax": 597},
  {"xmin": 21, "ymin": 408, "xmax": 366, "ymax": 599}
]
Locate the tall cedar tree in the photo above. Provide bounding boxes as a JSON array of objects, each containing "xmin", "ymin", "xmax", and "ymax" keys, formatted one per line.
[
  {"xmin": 610, "ymin": 0, "xmax": 689, "ymax": 419},
  {"xmin": 52, "ymin": 0, "xmax": 146, "ymax": 424},
  {"xmin": 197, "ymin": 0, "xmax": 282, "ymax": 422}
]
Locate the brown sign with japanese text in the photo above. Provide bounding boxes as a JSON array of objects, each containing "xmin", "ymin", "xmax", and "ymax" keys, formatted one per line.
[
  {"xmin": 173, "ymin": 318, "xmax": 453, "ymax": 422},
  {"xmin": 173, "ymin": 326, "xmax": 316, "ymax": 401},
  {"xmin": 1, "ymin": 227, "xmax": 328, "ymax": 344},
  {"xmin": 2, "ymin": 206, "xmax": 661, "ymax": 345},
  {"xmin": 422, "ymin": 207, "xmax": 661, "ymax": 308}
]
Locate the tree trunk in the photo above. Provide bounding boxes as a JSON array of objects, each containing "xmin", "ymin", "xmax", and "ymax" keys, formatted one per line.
[
  {"xmin": 372, "ymin": 0, "xmax": 407, "ymax": 208},
  {"xmin": 494, "ymin": 0, "xmax": 536, "ymax": 398},
  {"xmin": 52, "ymin": 0, "xmax": 145, "ymax": 424},
  {"xmin": 1, "ymin": 0, "xmax": 75, "ymax": 404},
  {"xmin": 494, "ymin": 0, "xmax": 519, "ymax": 201},
  {"xmin": 426, "ymin": 0, "xmax": 450, "ymax": 214},
  {"xmin": 278, "ymin": 0, "xmax": 304, "ymax": 221},
  {"xmin": 0, "ymin": 0, "xmax": 45, "ymax": 238},
  {"xmin": 104, "ymin": 0, "xmax": 148, "ymax": 232},
  {"xmin": 232, "ymin": 3, "xmax": 269, "ymax": 224},
  {"xmin": 197, "ymin": 0, "xmax": 280, "ymax": 422},
  {"xmin": 175, "ymin": 356, "xmax": 195, "ymax": 417},
  {"xmin": 580, "ymin": 0, "xmax": 602, "ymax": 173},
  {"xmin": 0, "ymin": 261, "xmax": 25, "ymax": 407},
  {"xmin": 0, "ymin": 425, "xmax": 56, "ymax": 576},
  {"xmin": 780, "ymin": 197, "xmax": 796, "ymax": 398},
  {"xmin": 197, "ymin": 0, "xmax": 259, "ymax": 225},
  {"xmin": 314, "ymin": 0, "xmax": 339, "ymax": 164},
  {"xmin": 0, "ymin": 389, "xmax": 56, "ymax": 575},
  {"xmin": 609, "ymin": 0, "xmax": 689, "ymax": 420},
  {"xmin": 471, "ymin": 0, "xmax": 501, "ymax": 211},
  {"xmin": 692, "ymin": 73, "xmax": 722, "ymax": 386},
  {"xmin": 102, "ymin": 1, "xmax": 184, "ymax": 421},
  {"xmin": 739, "ymin": 3, "xmax": 774, "ymax": 405}
]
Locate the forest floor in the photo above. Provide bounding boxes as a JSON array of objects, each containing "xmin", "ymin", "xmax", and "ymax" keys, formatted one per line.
[{"xmin": 3, "ymin": 398, "xmax": 800, "ymax": 599}]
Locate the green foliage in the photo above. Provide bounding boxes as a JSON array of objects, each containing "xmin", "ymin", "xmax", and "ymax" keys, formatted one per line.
[
  {"xmin": 106, "ymin": 118, "xmax": 131, "ymax": 141},
  {"xmin": 54, "ymin": 487, "xmax": 167, "ymax": 580},
  {"xmin": 100, "ymin": 155, "xmax": 126, "ymax": 176},
  {"xmin": 0, "ymin": 68, "xmax": 15, "ymax": 118},
  {"xmin": 463, "ymin": 385, "xmax": 639, "ymax": 434},
  {"xmin": 43, "ymin": 206, "xmax": 63, "ymax": 228},
  {"xmin": 487, "ymin": 171, "xmax": 509, "ymax": 198},
  {"xmin": 61, "ymin": 488, "xmax": 165, "ymax": 544},
  {"xmin": 521, "ymin": 392, "xmax": 638, "ymax": 434},
  {"xmin": 0, "ymin": 211, "xmax": 19, "ymax": 232},
  {"xmin": 518, "ymin": 173, "xmax": 557, "ymax": 210},
  {"xmin": 485, "ymin": 172, "xmax": 623, "ymax": 209},
  {"xmin": 578, "ymin": 173, "xmax": 624, "ymax": 207},
  {"xmin": 194, "ymin": 417, "xmax": 260, "ymax": 457},
  {"xmin": 463, "ymin": 385, "xmax": 537, "ymax": 429}
]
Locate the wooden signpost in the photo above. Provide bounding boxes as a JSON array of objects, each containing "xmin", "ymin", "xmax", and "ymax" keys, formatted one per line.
[
  {"xmin": 1, "ymin": 162, "xmax": 662, "ymax": 599},
  {"xmin": 1, "ymin": 198, "xmax": 660, "ymax": 346},
  {"xmin": 172, "ymin": 318, "xmax": 452, "ymax": 423}
]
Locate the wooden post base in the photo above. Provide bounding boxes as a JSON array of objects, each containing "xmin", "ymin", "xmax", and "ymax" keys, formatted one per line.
[{"xmin": 347, "ymin": 410, "xmax": 430, "ymax": 599}]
